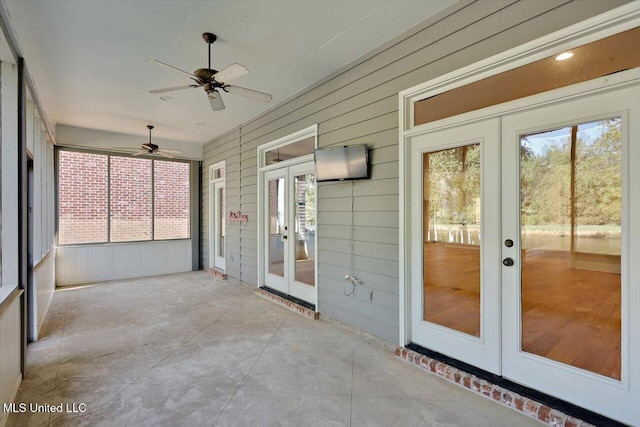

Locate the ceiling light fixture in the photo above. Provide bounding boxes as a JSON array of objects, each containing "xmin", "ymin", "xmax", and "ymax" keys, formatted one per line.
[{"xmin": 555, "ymin": 51, "xmax": 574, "ymax": 61}]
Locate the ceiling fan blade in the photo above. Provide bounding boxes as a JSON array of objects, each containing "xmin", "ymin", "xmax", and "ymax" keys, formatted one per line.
[
  {"xmin": 149, "ymin": 84, "xmax": 200, "ymax": 94},
  {"xmin": 131, "ymin": 150, "xmax": 148, "ymax": 157},
  {"xmin": 156, "ymin": 150, "xmax": 176, "ymax": 159},
  {"xmin": 146, "ymin": 58, "xmax": 196, "ymax": 79},
  {"xmin": 212, "ymin": 63, "xmax": 249, "ymax": 83},
  {"xmin": 157, "ymin": 149, "xmax": 182, "ymax": 155},
  {"xmin": 208, "ymin": 91, "xmax": 226, "ymax": 111},
  {"xmin": 113, "ymin": 147, "xmax": 139, "ymax": 152},
  {"xmin": 224, "ymin": 85, "xmax": 272, "ymax": 102}
]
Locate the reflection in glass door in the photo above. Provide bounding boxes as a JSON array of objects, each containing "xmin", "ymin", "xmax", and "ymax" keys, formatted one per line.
[
  {"xmin": 519, "ymin": 118, "xmax": 621, "ymax": 379},
  {"xmin": 410, "ymin": 118, "xmax": 501, "ymax": 374},
  {"xmin": 268, "ymin": 176, "xmax": 285, "ymax": 278},
  {"xmin": 294, "ymin": 173, "xmax": 316, "ymax": 287},
  {"xmin": 213, "ymin": 181, "xmax": 226, "ymax": 270},
  {"xmin": 263, "ymin": 162, "xmax": 316, "ymax": 305},
  {"xmin": 423, "ymin": 144, "xmax": 481, "ymax": 337}
]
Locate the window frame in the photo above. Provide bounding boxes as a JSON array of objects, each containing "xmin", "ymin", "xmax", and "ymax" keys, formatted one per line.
[{"xmin": 56, "ymin": 147, "xmax": 192, "ymax": 246}]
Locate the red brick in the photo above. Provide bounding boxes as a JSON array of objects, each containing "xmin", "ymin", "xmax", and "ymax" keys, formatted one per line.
[
  {"xmin": 524, "ymin": 400, "xmax": 540, "ymax": 417},
  {"xmin": 564, "ymin": 416, "xmax": 581, "ymax": 427},
  {"xmin": 491, "ymin": 387, "xmax": 502, "ymax": 401},
  {"xmin": 481, "ymin": 383, "xmax": 492, "ymax": 396},
  {"xmin": 537, "ymin": 405, "xmax": 551, "ymax": 423},
  {"xmin": 549, "ymin": 410, "xmax": 566, "ymax": 427},
  {"xmin": 502, "ymin": 391, "xmax": 513, "ymax": 406},
  {"xmin": 462, "ymin": 375, "xmax": 471, "ymax": 388}
]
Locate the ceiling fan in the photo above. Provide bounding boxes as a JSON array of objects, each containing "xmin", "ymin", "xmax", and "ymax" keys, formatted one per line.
[
  {"xmin": 114, "ymin": 125, "xmax": 182, "ymax": 159},
  {"xmin": 147, "ymin": 32, "xmax": 272, "ymax": 111}
]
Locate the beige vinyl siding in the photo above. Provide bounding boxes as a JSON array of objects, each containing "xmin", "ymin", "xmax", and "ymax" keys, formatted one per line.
[{"xmin": 202, "ymin": 0, "xmax": 629, "ymax": 342}]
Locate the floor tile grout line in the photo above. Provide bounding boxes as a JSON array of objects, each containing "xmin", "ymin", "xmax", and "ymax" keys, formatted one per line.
[{"xmin": 211, "ymin": 316, "xmax": 287, "ymax": 427}]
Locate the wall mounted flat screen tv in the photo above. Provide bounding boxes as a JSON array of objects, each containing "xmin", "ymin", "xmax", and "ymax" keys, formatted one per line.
[{"xmin": 314, "ymin": 145, "xmax": 369, "ymax": 182}]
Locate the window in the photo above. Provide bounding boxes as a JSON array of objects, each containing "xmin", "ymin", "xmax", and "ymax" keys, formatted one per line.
[
  {"xmin": 58, "ymin": 150, "xmax": 190, "ymax": 244},
  {"xmin": 154, "ymin": 161, "xmax": 190, "ymax": 240},
  {"xmin": 110, "ymin": 157, "xmax": 152, "ymax": 242},
  {"xmin": 58, "ymin": 151, "xmax": 109, "ymax": 244}
]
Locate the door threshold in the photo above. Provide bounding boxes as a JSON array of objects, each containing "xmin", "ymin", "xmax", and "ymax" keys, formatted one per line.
[
  {"xmin": 207, "ymin": 268, "xmax": 227, "ymax": 279},
  {"xmin": 398, "ymin": 344, "xmax": 624, "ymax": 427},
  {"xmin": 256, "ymin": 286, "xmax": 318, "ymax": 319}
]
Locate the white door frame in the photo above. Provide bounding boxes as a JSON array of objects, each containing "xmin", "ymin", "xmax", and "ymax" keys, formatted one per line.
[
  {"xmin": 257, "ymin": 125, "xmax": 318, "ymax": 308},
  {"xmin": 209, "ymin": 161, "xmax": 226, "ymax": 271},
  {"xmin": 398, "ymin": 0, "xmax": 640, "ymax": 347}
]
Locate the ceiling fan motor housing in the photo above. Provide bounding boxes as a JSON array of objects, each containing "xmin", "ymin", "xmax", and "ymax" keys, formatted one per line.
[
  {"xmin": 142, "ymin": 143, "xmax": 159, "ymax": 152},
  {"xmin": 194, "ymin": 68, "xmax": 219, "ymax": 83}
]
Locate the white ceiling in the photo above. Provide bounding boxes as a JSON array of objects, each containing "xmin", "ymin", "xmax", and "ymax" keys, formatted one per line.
[{"xmin": 4, "ymin": 0, "xmax": 455, "ymax": 144}]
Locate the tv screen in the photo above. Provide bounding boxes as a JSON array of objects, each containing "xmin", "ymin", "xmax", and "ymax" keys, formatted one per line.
[{"xmin": 314, "ymin": 145, "xmax": 368, "ymax": 182}]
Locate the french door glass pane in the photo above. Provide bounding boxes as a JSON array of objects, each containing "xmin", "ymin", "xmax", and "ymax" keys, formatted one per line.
[
  {"xmin": 423, "ymin": 144, "xmax": 481, "ymax": 337},
  {"xmin": 294, "ymin": 174, "xmax": 315, "ymax": 286},
  {"xmin": 520, "ymin": 117, "xmax": 621, "ymax": 379},
  {"xmin": 217, "ymin": 186, "xmax": 225, "ymax": 257},
  {"xmin": 268, "ymin": 178, "xmax": 285, "ymax": 277}
]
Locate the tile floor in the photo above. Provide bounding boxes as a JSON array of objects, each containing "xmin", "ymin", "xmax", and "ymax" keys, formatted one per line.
[{"xmin": 6, "ymin": 271, "xmax": 541, "ymax": 426}]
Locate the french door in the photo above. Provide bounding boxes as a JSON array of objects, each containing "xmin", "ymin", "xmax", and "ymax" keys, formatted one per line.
[
  {"xmin": 409, "ymin": 118, "xmax": 502, "ymax": 374},
  {"xmin": 263, "ymin": 161, "xmax": 316, "ymax": 305},
  {"xmin": 409, "ymin": 84, "xmax": 639, "ymax": 424}
]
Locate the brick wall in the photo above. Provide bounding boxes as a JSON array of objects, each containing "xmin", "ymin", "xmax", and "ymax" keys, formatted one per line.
[
  {"xmin": 110, "ymin": 156, "xmax": 152, "ymax": 242},
  {"xmin": 58, "ymin": 151, "xmax": 108, "ymax": 244},
  {"xmin": 154, "ymin": 160, "xmax": 190, "ymax": 240},
  {"xmin": 58, "ymin": 150, "xmax": 190, "ymax": 244}
]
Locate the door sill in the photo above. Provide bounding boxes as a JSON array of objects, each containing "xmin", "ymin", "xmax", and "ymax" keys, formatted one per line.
[
  {"xmin": 399, "ymin": 343, "xmax": 624, "ymax": 427},
  {"xmin": 256, "ymin": 286, "xmax": 318, "ymax": 319}
]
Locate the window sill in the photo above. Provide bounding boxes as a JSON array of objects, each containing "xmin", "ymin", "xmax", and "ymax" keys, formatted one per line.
[
  {"xmin": 56, "ymin": 238, "xmax": 191, "ymax": 248},
  {"xmin": 0, "ymin": 285, "xmax": 22, "ymax": 318}
]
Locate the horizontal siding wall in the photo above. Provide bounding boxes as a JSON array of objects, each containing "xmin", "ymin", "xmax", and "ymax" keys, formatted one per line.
[{"xmin": 202, "ymin": 0, "xmax": 628, "ymax": 343}]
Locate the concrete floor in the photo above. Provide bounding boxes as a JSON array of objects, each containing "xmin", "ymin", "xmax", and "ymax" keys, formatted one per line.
[{"xmin": 7, "ymin": 271, "xmax": 541, "ymax": 426}]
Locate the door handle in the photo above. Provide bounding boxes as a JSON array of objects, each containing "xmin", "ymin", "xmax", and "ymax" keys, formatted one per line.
[{"xmin": 503, "ymin": 257, "xmax": 514, "ymax": 267}]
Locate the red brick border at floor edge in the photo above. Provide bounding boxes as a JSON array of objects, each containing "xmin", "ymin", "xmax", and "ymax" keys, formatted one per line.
[{"xmin": 395, "ymin": 347, "xmax": 594, "ymax": 427}]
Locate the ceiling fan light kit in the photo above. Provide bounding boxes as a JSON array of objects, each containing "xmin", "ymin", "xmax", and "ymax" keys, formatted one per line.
[{"xmin": 147, "ymin": 32, "xmax": 272, "ymax": 111}]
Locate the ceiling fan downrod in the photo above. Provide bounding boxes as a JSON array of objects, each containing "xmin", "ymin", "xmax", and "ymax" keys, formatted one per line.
[
  {"xmin": 147, "ymin": 124, "xmax": 154, "ymax": 143},
  {"xmin": 202, "ymin": 32, "xmax": 217, "ymax": 70}
]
